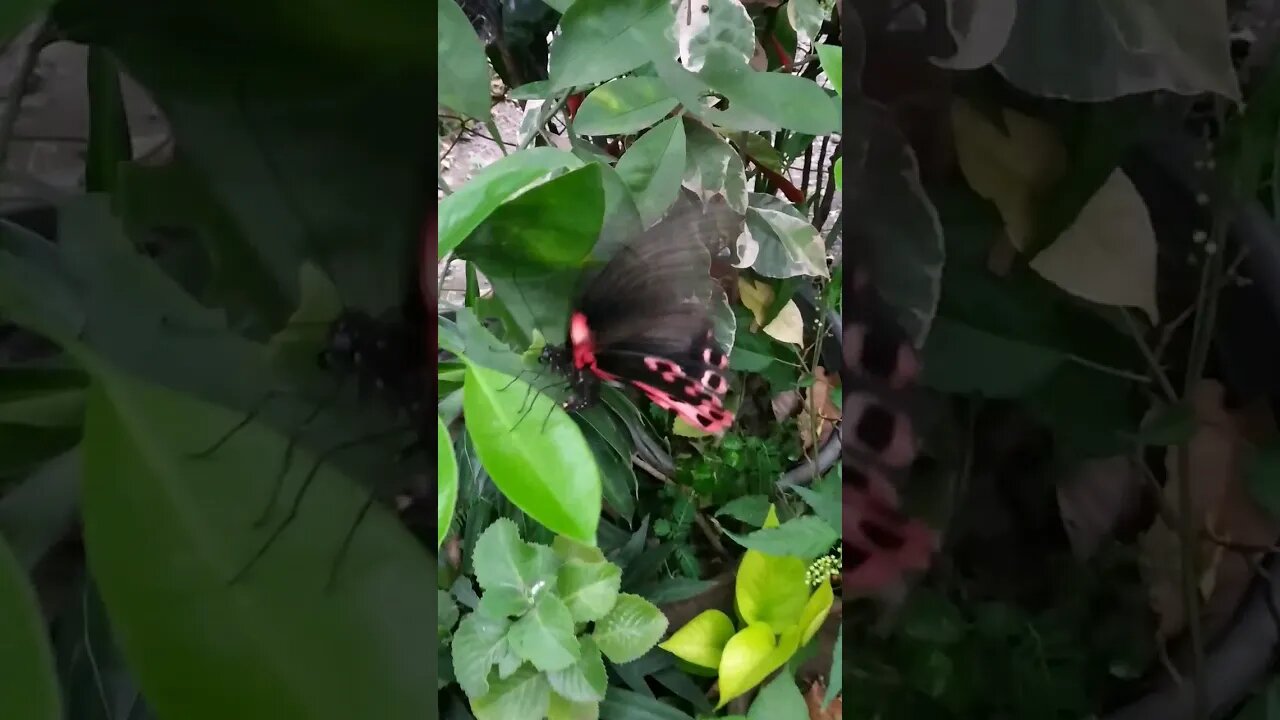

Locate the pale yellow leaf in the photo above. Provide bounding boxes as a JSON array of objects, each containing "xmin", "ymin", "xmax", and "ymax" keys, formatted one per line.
[
  {"xmin": 737, "ymin": 277, "xmax": 774, "ymax": 327},
  {"xmin": 1030, "ymin": 169, "xmax": 1159, "ymax": 322},
  {"xmin": 763, "ymin": 300, "xmax": 804, "ymax": 345},
  {"xmin": 950, "ymin": 98, "xmax": 1066, "ymax": 249}
]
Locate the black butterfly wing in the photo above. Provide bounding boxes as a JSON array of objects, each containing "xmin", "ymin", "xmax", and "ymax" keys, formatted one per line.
[
  {"xmin": 570, "ymin": 194, "xmax": 741, "ymax": 433},
  {"xmin": 843, "ymin": 240, "xmax": 938, "ymax": 593},
  {"xmin": 574, "ymin": 194, "xmax": 741, "ymax": 356}
]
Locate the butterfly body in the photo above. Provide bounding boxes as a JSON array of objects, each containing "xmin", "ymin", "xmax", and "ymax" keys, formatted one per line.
[{"xmin": 538, "ymin": 197, "xmax": 740, "ymax": 434}]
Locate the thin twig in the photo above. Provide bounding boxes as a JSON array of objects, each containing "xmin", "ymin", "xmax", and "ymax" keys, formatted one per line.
[{"xmin": 1120, "ymin": 309, "xmax": 1179, "ymax": 401}]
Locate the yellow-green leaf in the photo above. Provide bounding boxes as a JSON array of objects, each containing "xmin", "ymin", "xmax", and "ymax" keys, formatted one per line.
[
  {"xmin": 716, "ymin": 624, "xmax": 801, "ymax": 708},
  {"xmin": 658, "ymin": 609, "xmax": 736, "ymax": 669},
  {"xmin": 798, "ymin": 579, "xmax": 833, "ymax": 645}
]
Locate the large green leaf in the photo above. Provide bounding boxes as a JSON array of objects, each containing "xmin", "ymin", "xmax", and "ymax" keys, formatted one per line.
[
  {"xmin": 461, "ymin": 364, "xmax": 601, "ymax": 543},
  {"xmin": 573, "ymin": 77, "xmax": 678, "ymax": 136},
  {"xmin": 81, "ymin": 368, "xmax": 434, "ymax": 720},
  {"xmin": 438, "ymin": 0, "xmax": 493, "ymax": 120},
  {"xmin": 440, "ymin": 148, "xmax": 585, "ymax": 258},
  {"xmin": 698, "ymin": 51, "xmax": 839, "ymax": 135},
  {"xmin": 0, "ymin": 533, "xmax": 61, "ymax": 720},
  {"xmin": 438, "ymin": 415, "xmax": 458, "ymax": 547},
  {"xmin": 615, "ymin": 116, "xmax": 687, "ymax": 225},
  {"xmin": 548, "ymin": 0, "xmax": 675, "ymax": 91}
]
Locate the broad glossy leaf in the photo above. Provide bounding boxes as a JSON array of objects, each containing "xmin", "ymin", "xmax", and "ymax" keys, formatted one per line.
[
  {"xmin": 815, "ymin": 44, "xmax": 842, "ymax": 96},
  {"xmin": 592, "ymin": 593, "xmax": 668, "ymax": 664},
  {"xmin": 471, "ymin": 665, "xmax": 552, "ymax": 720},
  {"xmin": 746, "ymin": 671, "xmax": 805, "ymax": 720},
  {"xmin": 438, "ymin": 415, "xmax": 458, "ymax": 547},
  {"xmin": 699, "ymin": 52, "xmax": 839, "ymax": 135},
  {"xmin": 684, "ymin": 121, "xmax": 748, "ymax": 213},
  {"xmin": 547, "ymin": 637, "xmax": 608, "ymax": 702},
  {"xmin": 797, "ymin": 579, "xmax": 833, "ymax": 645},
  {"xmin": 716, "ymin": 623, "xmax": 800, "ymax": 707},
  {"xmin": 440, "ymin": 148, "xmax": 584, "ymax": 258},
  {"xmin": 600, "ymin": 686, "xmax": 695, "ymax": 719},
  {"xmin": 81, "ymin": 370, "xmax": 434, "ymax": 720},
  {"xmin": 743, "ymin": 193, "xmax": 827, "ymax": 279},
  {"xmin": 438, "ymin": 0, "xmax": 493, "ymax": 120},
  {"xmin": 508, "ymin": 593, "xmax": 582, "ymax": 671},
  {"xmin": 548, "ymin": 693, "xmax": 600, "ymax": 720},
  {"xmin": 615, "ymin": 117, "xmax": 687, "ymax": 226},
  {"xmin": 462, "ymin": 364, "xmax": 601, "ymax": 543},
  {"xmin": 452, "ymin": 612, "xmax": 513, "ymax": 699},
  {"xmin": 0, "ymin": 449, "xmax": 79, "ymax": 570},
  {"xmin": 994, "ymin": 1, "xmax": 1239, "ymax": 101},
  {"xmin": 735, "ymin": 527, "xmax": 809, "ymax": 633},
  {"xmin": 573, "ymin": 78, "xmax": 678, "ymax": 136},
  {"xmin": 0, "ymin": 533, "xmax": 60, "ymax": 720},
  {"xmin": 658, "ymin": 609, "xmax": 735, "ymax": 669},
  {"xmin": 549, "ymin": 0, "xmax": 675, "ymax": 91},
  {"xmin": 557, "ymin": 557, "xmax": 622, "ymax": 623},
  {"xmin": 681, "ymin": 0, "xmax": 755, "ymax": 72},
  {"xmin": 471, "ymin": 518, "xmax": 559, "ymax": 602},
  {"xmin": 726, "ymin": 516, "xmax": 838, "ymax": 561}
]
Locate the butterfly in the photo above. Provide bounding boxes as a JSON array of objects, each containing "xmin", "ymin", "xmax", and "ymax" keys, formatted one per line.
[
  {"xmin": 537, "ymin": 195, "xmax": 741, "ymax": 435},
  {"xmin": 843, "ymin": 244, "xmax": 938, "ymax": 594}
]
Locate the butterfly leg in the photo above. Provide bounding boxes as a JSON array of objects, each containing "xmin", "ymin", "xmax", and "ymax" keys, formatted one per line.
[
  {"xmin": 325, "ymin": 434, "xmax": 423, "ymax": 592},
  {"xmin": 510, "ymin": 378, "xmax": 568, "ymax": 431},
  {"xmin": 256, "ymin": 374, "xmax": 349, "ymax": 527},
  {"xmin": 229, "ymin": 425, "xmax": 409, "ymax": 585},
  {"xmin": 188, "ymin": 388, "xmax": 299, "ymax": 458}
]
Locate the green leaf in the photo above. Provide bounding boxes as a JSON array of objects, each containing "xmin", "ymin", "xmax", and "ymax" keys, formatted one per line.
[
  {"xmin": 509, "ymin": 593, "xmax": 582, "ymax": 672},
  {"xmin": 735, "ymin": 544, "xmax": 808, "ymax": 634},
  {"xmin": 698, "ymin": 52, "xmax": 839, "ymax": 135},
  {"xmin": 81, "ymin": 369, "xmax": 434, "ymax": 720},
  {"xmin": 439, "ymin": 148, "xmax": 584, "ymax": 258},
  {"xmin": 684, "ymin": 0, "xmax": 756, "ymax": 71},
  {"xmin": 743, "ymin": 193, "xmax": 828, "ymax": 278},
  {"xmin": 472, "ymin": 518, "xmax": 560, "ymax": 601},
  {"xmin": 921, "ymin": 317, "xmax": 1065, "ymax": 396},
  {"xmin": 574, "ymin": 77, "xmax": 679, "ymax": 136},
  {"xmin": 547, "ymin": 636, "xmax": 608, "ymax": 702},
  {"xmin": 815, "ymin": 44, "xmax": 843, "ymax": 96},
  {"xmin": 684, "ymin": 121, "xmax": 748, "ymax": 213},
  {"xmin": 549, "ymin": 0, "xmax": 675, "ymax": 91},
  {"xmin": 727, "ymin": 517, "xmax": 837, "ymax": 562},
  {"xmin": 833, "ymin": 156, "xmax": 842, "ymax": 189},
  {"xmin": 600, "ymin": 687, "xmax": 695, "ymax": 719},
  {"xmin": 548, "ymin": 692, "xmax": 601, "ymax": 720},
  {"xmin": 0, "ymin": 532, "xmax": 61, "ymax": 720},
  {"xmin": 715, "ymin": 495, "xmax": 771, "ymax": 526},
  {"xmin": 787, "ymin": 0, "xmax": 834, "ymax": 44},
  {"xmin": 823, "ymin": 627, "xmax": 841, "ymax": 708},
  {"xmin": 1247, "ymin": 440, "xmax": 1280, "ymax": 523},
  {"xmin": 716, "ymin": 623, "xmax": 801, "ymax": 707},
  {"xmin": 993, "ymin": 2, "xmax": 1239, "ymax": 102},
  {"xmin": 439, "ymin": 415, "xmax": 458, "ymax": 547},
  {"xmin": 658, "ymin": 609, "xmax": 735, "ymax": 669},
  {"xmin": 557, "ymin": 557, "xmax": 622, "ymax": 623},
  {"xmin": 471, "ymin": 665, "xmax": 552, "ymax": 720},
  {"xmin": 0, "ymin": 449, "xmax": 78, "ymax": 570},
  {"xmin": 747, "ymin": 671, "xmax": 806, "ymax": 720},
  {"xmin": 452, "ymin": 612, "xmax": 513, "ymax": 699},
  {"xmin": 615, "ymin": 116, "xmax": 687, "ymax": 225},
  {"xmin": 790, "ymin": 474, "xmax": 840, "ymax": 532},
  {"xmin": 796, "ymin": 579, "xmax": 833, "ymax": 645},
  {"xmin": 437, "ymin": 0, "xmax": 493, "ymax": 120},
  {"xmin": 462, "ymin": 364, "xmax": 601, "ymax": 543},
  {"xmin": 459, "ymin": 163, "xmax": 605, "ymax": 271},
  {"xmin": 592, "ymin": 593, "xmax": 668, "ymax": 664},
  {"xmin": 439, "ymin": 590, "xmax": 460, "ymax": 635}
]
